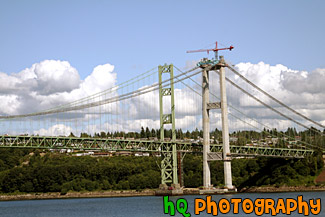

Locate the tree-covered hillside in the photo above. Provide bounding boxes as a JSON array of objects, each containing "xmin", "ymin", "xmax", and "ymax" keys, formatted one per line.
[{"xmin": 0, "ymin": 148, "xmax": 323, "ymax": 194}]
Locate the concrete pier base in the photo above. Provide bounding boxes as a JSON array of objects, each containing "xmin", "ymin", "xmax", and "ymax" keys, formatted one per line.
[
  {"xmin": 155, "ymin": 184, "xmax": 183, "ymax": 196},
  {"xmin": 199, "ymin": 187, "xmax": 237, "ymax": 195}
]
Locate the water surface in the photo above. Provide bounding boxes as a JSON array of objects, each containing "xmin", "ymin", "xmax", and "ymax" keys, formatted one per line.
[{"xmin": 0, "ymin": 191, "xmax": 323, "ymax": 217}]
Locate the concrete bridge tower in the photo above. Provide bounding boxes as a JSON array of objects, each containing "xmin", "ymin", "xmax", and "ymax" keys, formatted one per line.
[{"xmin": 200, "ymin": 56, "xmax": 235, "ymax": 191}]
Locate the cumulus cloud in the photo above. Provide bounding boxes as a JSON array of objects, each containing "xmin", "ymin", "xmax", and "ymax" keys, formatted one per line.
[
  {"xmin": 281, "ymin": 68, "xmax": 325, "ymax": 94},
  {"xmin": 0, "ymin": 60, "xmax": 80, "ymax": 97},
  {"xmin": 0, "ymin": 95, "xmax": 20, "ymax": 115},
  {"xmin": 0, "ymin": 72, "xmax": 22, "ymax": 93},
  {"xmin": 0, "ymin": 60, "xmax": 117, "ymax": 115},
  {"xmin": 77, "ymin": 63, "xmax": 116, "ymax": 96},
  {"xmin": 23, "ymin": 60, "xmax": 81, "ymax": 95}
]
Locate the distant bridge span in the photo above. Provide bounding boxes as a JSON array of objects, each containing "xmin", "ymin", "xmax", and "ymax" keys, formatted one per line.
[{"xmin": 0, "ymin": 135, "xmax": 313, "ymax": 159}]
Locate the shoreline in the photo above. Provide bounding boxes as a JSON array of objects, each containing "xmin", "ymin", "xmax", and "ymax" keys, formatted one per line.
[
  {"xmin": 0, "ymin": 190, "xmax": 156, "ymax": 201},
  {"xmin": 239, "ymin": 185, "xmax": 325, "ymax": 193},
  {"xmin": 1, "ymin": 185, "xmax": 325, "ymax": 201}
]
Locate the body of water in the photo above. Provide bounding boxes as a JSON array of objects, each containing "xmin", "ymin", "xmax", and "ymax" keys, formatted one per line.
[{"xmin": 0, "ymin": 191, "xmax": 323, "ymax": 217}]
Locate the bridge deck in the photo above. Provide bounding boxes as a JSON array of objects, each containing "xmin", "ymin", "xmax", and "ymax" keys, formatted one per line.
[{"xmin": 0, "ymin": 135, "xmax": 313, "ymax": 158}]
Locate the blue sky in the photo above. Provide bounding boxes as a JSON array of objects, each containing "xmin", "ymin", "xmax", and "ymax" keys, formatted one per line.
[
  {"xmin": 1, "ymin": 0, "xmax": 324, "ymax": 82},
  {"xmin": 0, "ymin": 0, "xmax": 325, "ymax": 134}
]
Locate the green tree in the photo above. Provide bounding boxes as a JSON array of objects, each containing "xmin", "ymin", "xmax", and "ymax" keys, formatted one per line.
[
  {"xmin": 140, "ymin": 127, "xmax": 145, "ymax": 138},
  {"xmin": 145, "ymin": 127, "xmax": 151, "ymax": 138}
]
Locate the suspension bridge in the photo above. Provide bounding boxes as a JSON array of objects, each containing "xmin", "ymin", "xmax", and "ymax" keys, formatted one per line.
[{"xmin": 0, "ymin": 47, "xmax": 324, "ymax": 191}]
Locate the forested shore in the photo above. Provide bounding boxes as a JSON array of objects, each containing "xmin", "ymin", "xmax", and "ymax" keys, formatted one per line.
[{"xmin": 0, "ymin": 147, "xmax": 323, "ymax": 197}]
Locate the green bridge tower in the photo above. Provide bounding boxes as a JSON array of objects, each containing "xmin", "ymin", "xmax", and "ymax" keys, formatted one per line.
[{"xmin": 158, "ymin": 64, "xmax": 178, "ymax": 185}]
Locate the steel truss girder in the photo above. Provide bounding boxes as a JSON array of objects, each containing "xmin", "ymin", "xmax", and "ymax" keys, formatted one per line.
[
  {"xmin": 209, "ymin": 144, "xmax": 313, "ymax": 159},
  {"xmin": 160, "ymin": 144, "xmax": 173, "ymax": 184},
  {"xmin": 0, "ymin": 135, "xmax": 313, "ymax": 158}
]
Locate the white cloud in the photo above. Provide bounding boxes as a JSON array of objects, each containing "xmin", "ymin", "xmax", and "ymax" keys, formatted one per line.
[
  {"xmin": 0, "ymin": 60, "xmax": 117, "ymax": 115},
  {"xmin": 0, "ymin": 72, "xmax": 22, "ymax": 93},
  {"xmin": 34, "ymin": 124, "xmax": 74, "ymax": 136},
  {"xmin": 281, "ymin": 68, "xmax": 325, "ymax": 94},
  {"xmin": 0, "ymin": 95, "xmax": 20, "ymax": 114},
  {"xmin": 78, "ymin": 63, "xmax": 116, "ymax": 96},
  {"xmin": 25, "ymin": 60, "xmax": 81, "ymax": 95}
]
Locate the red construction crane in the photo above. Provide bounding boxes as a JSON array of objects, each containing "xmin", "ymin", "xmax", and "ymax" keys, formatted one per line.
[{"xmin": 187, "ymin": 41, "xmax": 234, "ymax": 60}]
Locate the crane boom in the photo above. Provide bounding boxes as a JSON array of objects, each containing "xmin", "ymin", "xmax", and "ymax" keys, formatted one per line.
[
  {"xmin": 186, "ymin": 49, "xmax": 214, "ymax": 53},
  {"xmin": 186, "ymin": 41, "xmax": 234, "ymax": 59}
]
